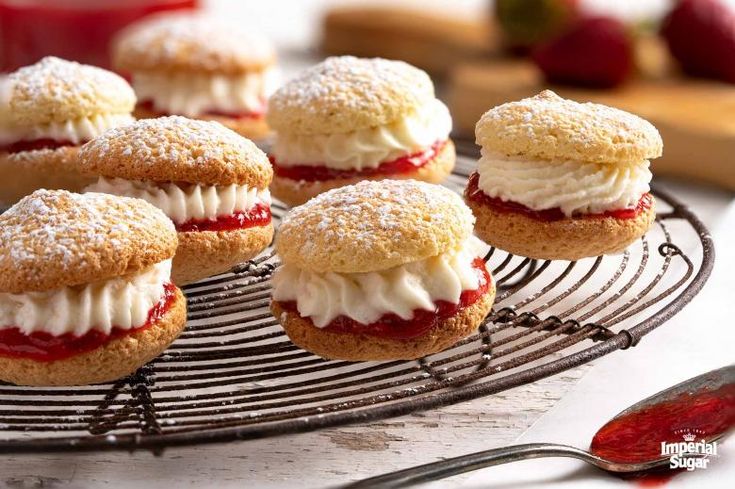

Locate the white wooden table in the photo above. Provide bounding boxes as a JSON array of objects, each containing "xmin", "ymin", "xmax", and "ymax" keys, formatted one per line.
[{"xmin": 0, "ymin": 366, "xmax": 589, "ymax": 489}]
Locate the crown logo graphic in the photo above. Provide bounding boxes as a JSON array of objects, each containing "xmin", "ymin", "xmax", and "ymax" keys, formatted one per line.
[{"xmin": 683, "ymin": 432, "xmax": 697, "ymax": 442}]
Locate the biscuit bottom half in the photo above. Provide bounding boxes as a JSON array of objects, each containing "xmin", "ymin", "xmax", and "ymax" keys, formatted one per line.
[
  {"xmin": 0, "ymin": 287, "xmax": 187, "ymax": 386},
  {"xmin": 271, "ymin": 284, "xmax": 495, "ymax": 361},
  {"xmin": 172, "ymin": 222, "xmax": 274, "ymax": 285},
  {"xmin": 0, "ymin": 146, "xmax": 95, "ymax": 208},
  {"xmin": 270, "ymin": 139, "xmax": 456, "ymax": 207},
  {"xmin": 134, "ymin": 104, "xmax": 271, "ymax": 141},
  {"xmin": 467, "ymin": 191, "xmax": 656, "ymax": 261}
]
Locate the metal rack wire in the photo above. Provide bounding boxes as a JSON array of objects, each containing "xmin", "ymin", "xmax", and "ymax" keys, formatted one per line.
[{"xmin": 0, "ymin": 154, "xmax": 714, "ymax": 454}]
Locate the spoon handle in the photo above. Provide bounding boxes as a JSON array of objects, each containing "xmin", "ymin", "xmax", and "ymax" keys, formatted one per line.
[{"xmin": 341, "ymin": 443, "xmax": 612, "ymax": 488}]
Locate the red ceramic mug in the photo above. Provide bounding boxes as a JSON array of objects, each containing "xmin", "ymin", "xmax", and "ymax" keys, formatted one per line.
[{"xmin": 0, "ymin": 0, "xmax": 199, "ymax": 72}]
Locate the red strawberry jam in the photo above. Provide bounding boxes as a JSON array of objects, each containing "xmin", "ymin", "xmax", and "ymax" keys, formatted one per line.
[
  {"xmin": 0, "ymin": 139, "xmax": 77, "ymax": 154},
  {"xmin": 465, "ymin": 172, "xmax": 652, "ymax": 222},
  {"xmin": 590, "ymin": 382, "xmax": 735, "ymax": 464},
  {"xmin": 137, "ymin": 99, "xmax": 267, "ymax": 120},
  {"xmin": 269, "ymin": 140, "xmax": 447, "ymax": 182},
  {"xmin": 280, "ymin": 258, "xmax": 491, "ymax": 340},
  {"xmin": 176, "ymin": 202, "xmax": 271, "ymax": 232},
  {"xmin": 0, "ymin": 283, "xmax": 177, "ymax": 362}
]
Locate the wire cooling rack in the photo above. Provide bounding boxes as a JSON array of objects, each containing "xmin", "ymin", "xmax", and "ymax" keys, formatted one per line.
[{"xmin": 0, "ymin": 152, "xmax": 714, "ymax": 454}]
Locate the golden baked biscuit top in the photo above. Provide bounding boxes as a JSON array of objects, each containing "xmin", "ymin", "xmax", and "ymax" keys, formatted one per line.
[
  {"xmin": 113, "ymin": 13, "xmax": 276, "ymax": 74},
  {"xmin": 276, "ymin": 179, "xmax": 474, "ymax": 274},
  {"xmin": 78, "ymin": 116, "xmax": 273, "ymax": 188},
  {"xmin": 4, "ymin": 57, "xmax": 136, "ymax": 127},
  {"xmin": 476, "ymin": 90, "xmax": 663, "ymax": 165},
  {"xmin": 0, "ymin": 190, "xmax": 177, "ymax": 294},
  {"xmin": 267, "ymin": 56, "xmax": 435, "ymax": 135}
]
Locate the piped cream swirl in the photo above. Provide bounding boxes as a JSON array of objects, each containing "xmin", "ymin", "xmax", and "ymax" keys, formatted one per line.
[
  {"xmin": 271, "ymin": 99, "xmax": 452, "ymax": 171},
  {"xmin": 272, "ymin": 237, "xmax": 487, "ymax": 327},
  {"xmin": 85, "ymin": 177, "xmax": 271, "ymax": 225},
  {"xmin": 0, "ymin": 113, "xmax": 134, "ymax": 146},
  {"xmin": 0, "ymin": 260, "xmax": 171, "ymax": 337},
  {"xmin": 476, "ymin": 150, "xmax": 652, "ymax": 216},
  {"xmin": 133, "ymin": 68, "xmax": 277, "ymax": 117}
]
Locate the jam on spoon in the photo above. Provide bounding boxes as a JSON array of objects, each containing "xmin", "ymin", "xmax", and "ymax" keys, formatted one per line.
[{"xmin": 343, "ymin": 365, "xmax": 735, "ymax": 488}]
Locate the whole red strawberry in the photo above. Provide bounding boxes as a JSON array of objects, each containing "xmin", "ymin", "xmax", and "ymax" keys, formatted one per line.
[
  {"xmin": 661, "ymin": 0, "xmax": 735, "ymax": 83},
  {"xmin": 532, "ymin": 16, "xmax": 634, "ymax": 88}
]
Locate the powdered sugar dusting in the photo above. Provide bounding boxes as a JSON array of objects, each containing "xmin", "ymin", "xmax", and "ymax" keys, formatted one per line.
[
  {"xmin": 116, "ymin": 13, "xmax": 275, "ymax": 70},
  {"xmin": 81, "ymin": 115, "xmax": 267, "ymax": 176},
  {"xmin": 478, "ymin": 90, "xmax": 660, "ymax": 151},
  {"xmin": 8, "ymin": 57, "xmax": 135, "ymax": 121},
  {"xmin": 269, "ymin": 56, "xmax": 434, "ymax": 123},
  {"xmin": 279, "ymin": 179, "xmax": 474, "ymax": 265},
  {"xmin": 0, "ymin": 190, "xmax": 174, "ymax": 289}
]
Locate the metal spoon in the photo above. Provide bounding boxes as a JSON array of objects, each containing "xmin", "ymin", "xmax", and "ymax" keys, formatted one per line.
[{"xmin": 343, "ymin": 365, "xmax": 734, "ymax": 488}]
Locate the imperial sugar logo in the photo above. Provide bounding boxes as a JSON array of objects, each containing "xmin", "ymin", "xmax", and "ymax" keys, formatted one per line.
[{"xmin": 660, "ymin": 429, "xmax": 719, "ymax": 471}]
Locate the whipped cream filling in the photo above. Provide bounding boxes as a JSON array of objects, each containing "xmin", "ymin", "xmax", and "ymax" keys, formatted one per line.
[
  {"xmin": 0, "ymin": 113, "xmax": 134, "ymax": 147},
  {"xmin": 85, "ymin": 177, "xmax": 271, "ymax": 225},
  {"xmin": 133, "ymin": 68, "xmax": 277, "ymax": 118},
  {"xmin": 271, "ymin": 98, "xmax": 452, "ymax": 171},
  {"xmin": 476, "ymin": 150, "xmax": 652, "ymax": 217},
  {"xmin": 0, "ymin": 260, "xmax": 171, "ymax": 337},
  {"xmin": 272, "ymin": 237, "xmax": 487, "ymax": 328}
]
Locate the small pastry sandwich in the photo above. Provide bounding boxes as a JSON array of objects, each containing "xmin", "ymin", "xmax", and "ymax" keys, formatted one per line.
[
  {"xmin": 271, "ymin": 180, "xmax": 495, "ymax": 361},
  {"xmin": 267, "ymin": 56, "xmax": 455, "ymax": 206},
  {"xmin": 466, "ymin": 90, "xmax": 662, "ymax": 261},
  {"xmin": 0, "ymin": 57, "xmax": 136, "ymax": 207},
  {"xmin": 0, "ymin": 190, "xmax": 185, "ymax": 386},
  {"xmin": 79, "ymin": 116, "xmax": 274, "ymax": 285},
  {"xmin": 113, "ymin": 13, "xmax": 277, "ymax": 140}
]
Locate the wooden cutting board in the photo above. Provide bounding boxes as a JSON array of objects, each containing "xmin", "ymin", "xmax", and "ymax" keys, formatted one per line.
[
  {"xmin": 447, "ymin": 60, "xmax": 735, "ymax": 190},
  {"xmin": 321, "ymin": 6, "xmax": 498, "ymax": 76},
  {"xmin": 321, "ymin": 6, "xmax": 735, "ymax": 190}
]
